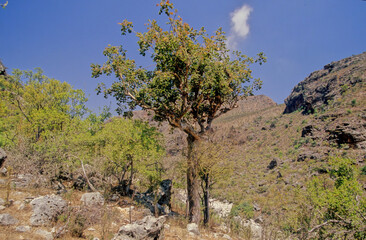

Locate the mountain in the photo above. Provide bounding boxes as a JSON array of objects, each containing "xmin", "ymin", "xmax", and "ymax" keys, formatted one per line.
[{"xmin": 284, "ymin": 52, "xmax": 366, "ymax": 114}]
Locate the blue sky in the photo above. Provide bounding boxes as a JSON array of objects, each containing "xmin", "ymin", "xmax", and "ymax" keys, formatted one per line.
[{"xmin": 1, "ymin": 0, "xmax": 365, "ymax": 113}]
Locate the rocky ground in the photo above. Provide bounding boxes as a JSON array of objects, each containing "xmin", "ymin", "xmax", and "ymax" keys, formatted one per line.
[{"xmin": 0, "ymin": 173, "xmax": 241, "ymax": 240}]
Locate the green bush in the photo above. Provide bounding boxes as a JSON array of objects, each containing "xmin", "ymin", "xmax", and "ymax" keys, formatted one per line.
[
  {"xmin": 299, "ymin": 157, "xmax": 366, "ymax": 239},
  {"xmin": 230, "ymin": 201, "xmax": 254, "ymax": 219}
]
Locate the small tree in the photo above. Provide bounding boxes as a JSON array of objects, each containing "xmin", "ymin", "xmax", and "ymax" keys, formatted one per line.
[
  {"xmin": 87, "ymin": 117, "xmax": 165, "ymax": 195},
  {"xmin": 91, "ymin": 0, "xmax": 265, "ymax": 223},
  {"xmin": 195, "ymin": 140, "xmax": 233, "ymax": 226}
]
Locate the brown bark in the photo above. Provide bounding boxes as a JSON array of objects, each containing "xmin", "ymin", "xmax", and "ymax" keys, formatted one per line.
[{"xmin": 187, "ymin": 134, "xmax": 201, "ymax": 224}]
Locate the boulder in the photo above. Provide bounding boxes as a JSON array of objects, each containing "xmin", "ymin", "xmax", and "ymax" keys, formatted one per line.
[
  {"xmin": 80, "ymin": 192, "xmax": 104, "ymax": 206},
  {"xmin": 112, "ymin": 215, "xmax": 166, "ymax": 240},
  {"xmin": 30, "ymin": 194, "xmax": 67, "ymax": 226},
  {"xmin": 187, "ymin": 223, "xmax": 200, "ymax": 236},
  {"xmin": 35, "ymin": 229, "xmax": 53, "ymax": 240},
  {"xmin": 0, "ymin": 213, "xmax": 19, "ymax": 225},
  {"xmin": 135, "ymin": 179, "xmax": 172, "ymax": 215},
  {"xmin": 267, "ymin": 158, "xmax": 278, "ymax": 170},
  {"xmin": 15, "ymin": 225, "xmax": 32, "ymax": 232},
  {"xmin": 209, "ymin": 199, "xmax": 233, "ymax": 218},
  {"xmin": 0, "ymin": 148, "xmax": 7, "ymax": 168}
]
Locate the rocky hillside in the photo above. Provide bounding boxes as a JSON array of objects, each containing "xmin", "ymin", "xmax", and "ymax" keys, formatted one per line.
[
  {"xmin": 0, "ymin": 53, "xmax": 365, "ymax": 239},
  {"xmin": 284, "ymin": 52, "xmax": 366, "ymax": 114}
]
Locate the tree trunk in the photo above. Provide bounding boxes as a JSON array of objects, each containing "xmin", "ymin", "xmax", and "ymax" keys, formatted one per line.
[
  {"xmin": 187, "ymin": 134, "xmax": 201, "ymax": 224},
  {"xmin": 203, "ymin": 173, "xmax": 210, "ymax": 226}
]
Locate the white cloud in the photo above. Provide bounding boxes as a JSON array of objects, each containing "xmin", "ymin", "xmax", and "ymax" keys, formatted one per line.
[{"xmin": 227, "ymin": 4, "xmax": 253, "ymax": 50}]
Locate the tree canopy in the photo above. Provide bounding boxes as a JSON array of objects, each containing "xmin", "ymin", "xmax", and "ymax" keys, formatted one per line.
[{"xmin": 92, "ymin": 0, "xmax": 265, "ymax": 223}]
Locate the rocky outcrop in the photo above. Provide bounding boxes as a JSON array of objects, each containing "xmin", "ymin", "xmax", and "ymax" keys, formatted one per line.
[
  {"xmin": 284, "ymin": 52, "xmax": 366, "ymax": 114},
  {"xmin": 326, "ymin": 120, "xmax": 366, "ymax": 149},
  {"xmin": 112, "ymin": 215, "xmax": 166, "ymax": 240},
  {"xmin": 30, "ymin": 194, "xmax": 67, "ymax": 226}
]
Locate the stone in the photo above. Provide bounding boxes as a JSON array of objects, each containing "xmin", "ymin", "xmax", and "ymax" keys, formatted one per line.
[
  {"xmin": 0, "ymin": 206, "xmax": 5, "ymax": 210},
  {"xmin": 0, "ymin": 167, "xmax": 6, "ymax": 177},
  {"xmin": 223, "ymin": 234, "xmax": 232, "ymax": 240},
  {"xmin": 135, "ymin": 179, "xmax": 172, "ymax": 215},
  {"xmin": 297, "ymin": 151, "xmax": 324, "ymax": 162},
  {"xmin": 187, "ymin": 223, "xmax": 200, "ymax": 236},
  {"xmin": 267, "ymin": 158, "xmax": 278, "ymax": 170},
  {"xmin": 13, "ymin": 173, "xmax": 34, "ymax": 188},
  {"xmin": 30, "ymin": 194, "xmax": 67, "ymax": 226},
  {"xmin": 209, "ymin": 199, "xmax": 233, "ymax": 218},
  {"xmin": 18, "ymin": 202, "xmax": 26, "ymax": 210},
  {"xmin": 0, "ymin": 213, "xmax": 19, "ymax": 225},
  {"xmin": 0, "ymin": 148, "xmax": 7, "ymax": 168},
  {"xmin": 15, "ymin": 225, "xmax": 32, "ymax": 232},
  {"xmin": 243, "ymin": 219, "xmax": 262, "ymax": 240},
  {"xmin": 81, "ymin": 192, "xmax": 104, "ymax": 206},
  {"xmin": 35, "ymin": 229, "xmax": 53, "ymax": 240},
  {"xmin": 112, "ymin": 215, "xmax": 166, "ymax": 240}
]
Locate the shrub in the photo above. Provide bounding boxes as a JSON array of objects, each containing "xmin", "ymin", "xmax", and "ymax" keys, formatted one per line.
[{"xmin": 230, "ymin": 201, "xmax": 254, "ymax": 219}]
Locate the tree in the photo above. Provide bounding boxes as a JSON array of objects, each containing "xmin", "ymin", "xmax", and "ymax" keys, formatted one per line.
[
  {"xmin": 0, "ymin": 68, "xmax": 87, "ymax": 146},
  {"xmin": 91, "ymin": 0, "xmax": 265, "ymax": 223},
  {"xmin": 195, "ymin": 140, "xmax": 233, "ymax": 226},
  {"xmin": 86, "ymin": 117, "xmax": 165, "ymax": 195}
]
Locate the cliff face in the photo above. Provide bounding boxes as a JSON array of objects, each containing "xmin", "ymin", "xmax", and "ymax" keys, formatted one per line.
[{"xmin": 284, "ymin": 52, "xmax": 366, "ymax": 114}]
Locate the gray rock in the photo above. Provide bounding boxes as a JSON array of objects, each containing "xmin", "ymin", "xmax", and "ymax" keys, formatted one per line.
[
  {"xmin": 30, "ymin": 194, "xmax": 67, "ymax": 226},
  {"xmin": 0, "ymin": 213, "xmax": 19, "ymax": 225},
  {"xmin": 13, "ymin": 173, "xmax": 34, "ymax": 188},
  {"xmin": 35, "ymin": 229, "xmax": 54, "ymax": 240},
  {"xmin": 112, "ymin": 215, "xmax": 166, "ymax": 240},
  {"xmin": 135, "ymin": 179, "xmax": 172, "ymax": 216},
  {"xmin": 16, "ymin": 225, "xmax": 32, "ymax": 232},
  {"xmin": 0, "ymin": 206, "xmax": 5, "ymax": 210},
  {"xmin": 0, "ymin": 148, "xmax": 6, "ymax": 168},
  {"xmin": 187, "ymin": 223, "xmax": 200, "ymax": 236},
  {"xmin": 223, "ymin": 234, "xmax": 232, "ymax": 240},
  {"xmin": 80, "ymin": 192, "xmax": 104, "ymax": 206},
  {"xmin": 209, "ymin": 199, "xmax": 233, "ymax": 218}
]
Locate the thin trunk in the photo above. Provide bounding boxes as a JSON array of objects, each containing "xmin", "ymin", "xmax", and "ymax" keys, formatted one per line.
[
  {"xmin": 187, "ymin": 134, "xmax": 201, "ymax": 224},
  {"xmin": 203, "ymin": 173, "xmax": 210, "ymax": 226}
]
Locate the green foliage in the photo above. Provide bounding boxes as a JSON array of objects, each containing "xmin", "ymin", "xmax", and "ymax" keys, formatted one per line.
[
  {"xmin": 230, "ymin": 201, "xmax": 254, "ymax": 219},
  {"xmin": 351, "ymin": 99, "xmax": 357, "ymax": 107},
  {"xmin": 300, "ymin": 157, "xmax": 366, "ymax": 239},
  {"xmin": 361, "ymin": 166, "xmax": 366, "ymax": 176},
  {"xmin": 0, "ymin": 68, "xmax": 87, "ymax": 147},
  {"xmin": 85, "ymin": 117, "xmax": 165, "ymax": 191},
  {"xmin": 91, "ymin": 0, "xmax": 265, "ymax": 139}
]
